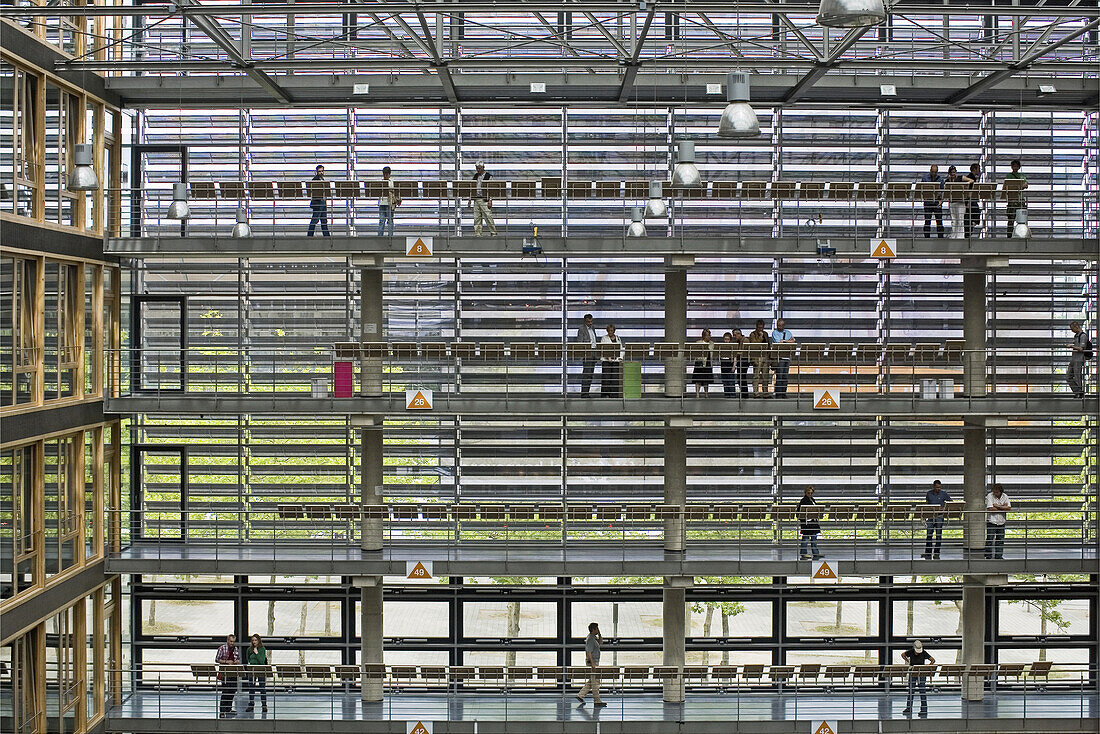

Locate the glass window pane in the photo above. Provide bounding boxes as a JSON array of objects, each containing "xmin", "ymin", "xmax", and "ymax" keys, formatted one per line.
[{"xmin": 140, "ymin": 599, "xmax": 234, "ymax": 637}]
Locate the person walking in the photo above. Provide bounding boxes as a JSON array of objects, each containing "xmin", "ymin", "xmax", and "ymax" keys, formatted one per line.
[
  {"xmin": 748, "ymin": 320, "xmax": 771, "ymax": 397},
  {"xmin": 1066, "ymin": 320, "xmax": 1091, "ymax": 399},
  {"xmin": 963, "ymin": 163, "xmax": 982, "ymax": 238},
  {"xmin": 577, "ymin": 313, "xmax": 599, "ymax": 397},
  {"xmin": 575, "ymin": 622, "xmax": 606, "ymax": 707},
  {"xmin": 946, "ymin": 166, "xmax": 967, "ymax": 239},
  {"xmin": 770, "ymin": 318, "xmax": 796, "ymax": 397},
  {"xmin": 215, "ymin": 633, "xmax": 241, "ymax": 718},
  {"xmin": 901, "ymin": 640, "xmax": 936, "ymax": 716},
  {"xmin": 469, "ymin": 161, "xmax": 498, "ymax": 236},
  {"xmin": 600, "ymin": 324, "xmax": 624, "ymax": 397},
  {"xmin": 306, "ymin": 165, "xmax": 331, "ymax": 237},
  {"xmin": 720, "ymin": 332, "xmax": 737, "ymax": 397},
  {"xmin": 245, "ymin": 634, "xmax": 269, "ymax": 714},
  {"xmin": 797, "ymin": 485, "xmax": 822, "ymax": 560},
  {"xmin": 984, "ymin": 483, "xmax": 1011, "ymax": 559},
  {"xmin": 1003, "ymin": 159, "xmax": 1028, "ymax": 238},
  {"xmin": 920, "ymin": 165, "xmax": 945, "ymax": 238},
  {"xmin": 377, "ymin": 166, "xmax": 398, "ymax": 236},
  {"xmin": 692, "ymin": 328, "xmax": 714, "ymax": 396},
  {"xmin": 922, "ymin": 480, "xmax": 951, "ymax": 559}
]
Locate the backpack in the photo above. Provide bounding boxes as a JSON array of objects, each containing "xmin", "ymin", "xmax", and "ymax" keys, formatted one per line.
[{"xmin": 1085, "ymin": 336, "xmax": 1094, "ymax": 361}]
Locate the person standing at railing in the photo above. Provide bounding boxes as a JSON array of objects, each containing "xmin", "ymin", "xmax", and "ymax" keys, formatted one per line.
[
  {"xmin": 720, "ymin": 332, "xmax": 737, "ymax": 397},
  {"xmin": 245, "ymin": 634, "xmax": 269, "ymax": 714},
  {"xmin": 577, "ymin": 313, "xmax": 599, "ymax": 397},
  {"xmin": 600, "ymin": 324, "xmax": 624, "ymax": 397},
  {"xmin": 469, "ymin": 161, "xmax": 498, "ymax": 236},
  {"xmin": 797, "ymin": 485, "xmax": 823, "ymax": 560},
  {"xmin": 946, "ymin": 166, "xmax": 967, "ymax": 239},
  {"xmin": 770, "ymin": 318, "xmax": 796, "ymax": 397},
  {"xmin": 576, "ymin": 622, "xmax": 607, "ymax": 707},
  {"xmin": 920, "ymin": 165, "xmax": 945, "ymax": 239},
  {"xmin": 1066, "ymin": 320, "xmax": 1091, "ymax": 399},
  {"xmin": 307, "ymin": 165, "xmax": 331, "ymax": 237},
  {"xmin": 922, "ymin": 480, "xmax": 951, "ymax": 559},
  {"xmin": 732, "ymin": 328, "xmax": 751, "ymax": 394},
  {"xmin": 378, "ymin": 166, "xmax": 399, "ymax": 237},
  {"xmin": 984, "ymin": 483, "xmax": 1011, "ymax": 559},
  {"xmin": 901, "ymin": 640, "xmax": 936, "ymax": 717},
  {"xmin": 692, "ymin": 328, "xmax": 714, "ymax": 396},
  {"xmin": 963, "ymin": 163, "xmax": 982, "ymax": 238},
  {"xmin": 748, "ymin": 320, "xmax": 771, "ymax": 397},
  {"xmin": 1003, "ymin": 159, "xmax": 1028, "ymax": 238},
  {"xmin": 215, "ymin": 633, "xmax": 240, "ymax": 718}
]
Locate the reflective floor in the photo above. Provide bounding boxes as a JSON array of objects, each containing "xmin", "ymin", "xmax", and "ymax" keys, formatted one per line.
[{"xmin": 108, "ymin": 689, "xmax": 1099, "ymax": 723}]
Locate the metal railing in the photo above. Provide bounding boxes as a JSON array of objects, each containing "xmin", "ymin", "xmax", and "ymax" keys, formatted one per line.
[
  {"xmin": 109, "ymin": 345, "xmax": 1094, "ymax": 403},
  {"xmin": 105, "ymin": 662, "xmax": 1098, "ymax": 722},
  {"xmin": 120, "ymin": 185, "xmax": 1097, "ymax": 240},
  {"xmin": 110, "ymin": 506, "xmax": 1097, "ymax": 563}
]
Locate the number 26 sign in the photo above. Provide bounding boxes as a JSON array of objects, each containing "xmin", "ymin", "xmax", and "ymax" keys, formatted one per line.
[{"xmin": 405, "ymin": 389, "xmax": 433, "ymax": 410}]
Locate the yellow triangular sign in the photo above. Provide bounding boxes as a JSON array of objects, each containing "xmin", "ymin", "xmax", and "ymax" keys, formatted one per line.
[
  {"xmin": 407, "ymin": 238, "xmax": 432, "ymax": 256},
  {"xmin": 872, "ymin": 239, "xmax": 896, "ymax": 258},
  {"xmin": 814, "ymin": 390, "xmax": 838, "ymax": 409},
  {"xmin": 812, "ymin": 561, "xmax": 836, "ymax": 580},
  {"xmin": 407, "ymin": 562, "xmax": 431, "ymax": 579},
  {"xmin": 813, "ymin": 722, "xmax": 836, "ymax": 734},
  {"xmin": 409, "ymin": 723, "xmax": 431, "ymax": 734}
]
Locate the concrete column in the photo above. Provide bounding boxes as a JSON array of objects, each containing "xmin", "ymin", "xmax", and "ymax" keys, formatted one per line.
[
  {"xmin": 360, "ymin": 580, "xmax": 384, "ymax": 702},
  {"xmin": 664, "ymin": 423, "xmax": 686, "ymax": 552},
  {"xmin": 962, "ymin": 261, "xmax": 986, "ymax": 397},
  {"xmin": 664, "ymin": 259, "xmax": 689, "ymax": 397},
  {"xmin": 662, "ymin": 580, "xmax": 687, "ymax": 703},
  {"xmin": 961, "ymin": 582, "xmax": 985, "ymax": 701},
  {"xmin": 963, "ymin": 420, "xmax": 986, "ymax": 556},
  {"xmin": 358, "ymin": 257, "xmax": 383, "ymax": 396},
  {"xmin": 361, "ymin": 418, "xmax": 384, "ymax": 552}
]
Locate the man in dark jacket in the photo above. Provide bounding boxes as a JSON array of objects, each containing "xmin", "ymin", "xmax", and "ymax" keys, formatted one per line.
[
  {"xmin": 307, "ymin": 165, "xmax": 331, "ymax": 237},
  {"xmin": 798, "ymin": 485, "xmax": 822, "ymax": 560}
]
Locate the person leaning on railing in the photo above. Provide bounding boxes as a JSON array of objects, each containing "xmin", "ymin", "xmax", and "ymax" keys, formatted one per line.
[
  {"xmin": 215, "ymin": 633, "xmax": 240, "ymax": 718},
  {"xmin": 984, "ymin": 483, "xmax": 1011, "ymax": 559},
  {"xmin": 1003, "ymin": 159, "xmax": 1028, "ymax": 238},
  {"xmin": 901, "ymin": 640, "xmax": 936, "ymax": 717}
]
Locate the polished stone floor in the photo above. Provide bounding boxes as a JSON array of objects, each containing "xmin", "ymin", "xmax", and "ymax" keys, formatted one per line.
[{"xmin": 108, "ymin": 689, "xmax": 1098, "ymax": 722}]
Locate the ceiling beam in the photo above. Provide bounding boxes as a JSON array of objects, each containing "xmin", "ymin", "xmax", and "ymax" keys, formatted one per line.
[
  {"xmin": 175, "ymin": 0, "xmax": 293, "ymax": 104},
  {"xmin": 781, "ymin": 26, "xmax": 869, "ymax": 103},
  {"xmin": 4, "ymin": 3, "xmax": 1099, "ymax": 18},
  {"xmin": 618, "ymin": 4, "xmax": 656, "ymax": 102},
  {"xmin": 388, "ymin": 10, "xmax": 458, "ymax": 103},
  {"xmin": 947, "ymin": 17, "xmax": 1099, "ymax": 104}
]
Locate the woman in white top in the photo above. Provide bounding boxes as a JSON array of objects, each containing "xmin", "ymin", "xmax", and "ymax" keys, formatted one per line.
[
  {"xmin": 600, "ymin": 324, "xmax": 624, "ymax": 397},
  {"xmin": 945, "ymin": 166, "xmax": 966, "ymax": 239},
  {"xmin": 692, "ymin": 328, "xmax": 714, "ymax": 396}
]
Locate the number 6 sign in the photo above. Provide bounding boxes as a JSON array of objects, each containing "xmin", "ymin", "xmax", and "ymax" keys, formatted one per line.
[{"xmin": 405, "ymin": 389, "xmax": 433, "ymax": 410}]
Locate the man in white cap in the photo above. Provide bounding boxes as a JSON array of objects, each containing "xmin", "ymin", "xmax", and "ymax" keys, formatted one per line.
[
  {"xmin": 469, "ymin": 161, "xmax": 498, "ymax": 236},
  {"xmin": 901, "ymin": 639, "xmax": 936, "ymax": 716}
]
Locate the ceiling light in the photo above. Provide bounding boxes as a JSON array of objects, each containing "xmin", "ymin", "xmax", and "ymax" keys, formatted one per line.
[
  {"xmin": 717, "ymin": 71, "xmax": 761, "ymax": 139},
  {"xmin": 880, "ymin": 84, "xmax": 897, "ymax": 96},
  {"xmin": 353, "ymin": 83, "xmax": 370, "ymax": 95},
  {"xmin": 1038, "ymin": 84, "xmax": 1056, "ymax": 94},
  {"xmin": 671, "ymin": 141, "xmax": 702, "ymax": 188},
  {"xmin": 644, "ymin": 180, "xmax": 667, "ymax": 219},
  {"xmin": 530, "ymin": 82, "xmax": 546, "ymax": 93},
  {"xmin": 816, "ymin": 0, "xmax": 886, "ymax": 27},
  {"xmin": 627, "ymin": 206, "xmax": 647, "ymax": 237},
  {"xmin": 67, "ymin": 143, "xmax": 99, "ymax": 191},
  {"xmin": 231, "ymin": 208, "xmax": 252, "ymax": 238},
  {"xmin": 166, "ymin": 182, "xmax": 190, "ymax": 220}
]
